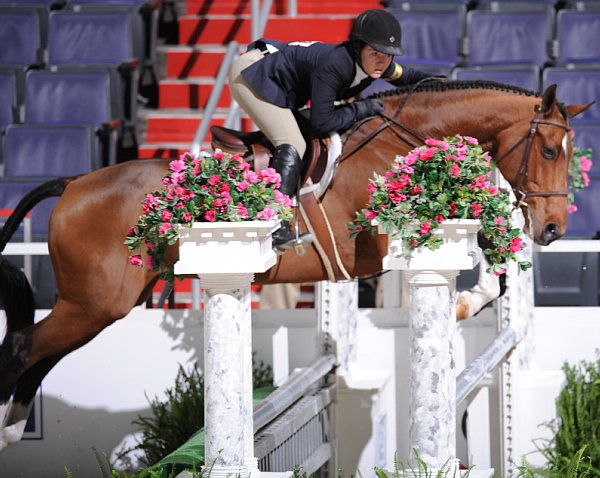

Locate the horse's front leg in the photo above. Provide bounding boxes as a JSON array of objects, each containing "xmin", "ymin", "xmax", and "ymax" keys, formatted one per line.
[{"xmin": 456, "ymin": 256, "xmax": 506, "ymax": 320}]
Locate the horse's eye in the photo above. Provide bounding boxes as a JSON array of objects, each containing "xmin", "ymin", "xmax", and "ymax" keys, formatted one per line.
[{"xmin": 542, "ymin": 146, "xmax": 557, "ymax": 160}]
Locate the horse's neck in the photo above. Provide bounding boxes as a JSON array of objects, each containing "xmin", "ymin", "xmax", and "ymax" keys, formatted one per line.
[{"xmin": 397, "ymin": 91, "xmax": 535, "ymax": 148}]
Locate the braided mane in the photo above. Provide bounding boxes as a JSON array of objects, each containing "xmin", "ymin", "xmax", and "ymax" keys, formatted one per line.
[{"xmin": 373, "ymin": 79, "xmax": 538, "ymax": 99}]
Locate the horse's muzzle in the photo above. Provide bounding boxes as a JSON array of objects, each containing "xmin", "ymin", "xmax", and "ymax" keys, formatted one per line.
[{"xmin": 537, "ymin": 222, "xmax": 563, "ymax": 246}]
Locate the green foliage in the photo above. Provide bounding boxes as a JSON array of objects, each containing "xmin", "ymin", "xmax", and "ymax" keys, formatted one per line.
[{"xmin": 537, "ymin": 357, "xmax": 600, "ymax": 477}]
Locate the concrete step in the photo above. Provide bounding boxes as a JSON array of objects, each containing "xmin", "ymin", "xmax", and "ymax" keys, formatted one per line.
[
  {"xmin": 159, "ymin": 78, "xmax": 232, "ymax": 109},
  {"xmin": 178, "ymin": 14, "xmax": 355, "ymax": 45}
]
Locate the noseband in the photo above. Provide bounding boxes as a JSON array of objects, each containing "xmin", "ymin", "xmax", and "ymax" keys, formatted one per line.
[{"xmin": 495, "ymin": 109, "xmax": 572, "ymax": 207}]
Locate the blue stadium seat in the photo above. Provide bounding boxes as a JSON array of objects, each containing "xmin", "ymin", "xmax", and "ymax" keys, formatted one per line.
[
  {"xmin": 0, "ymin": 0, "xmax": 65, "ymax": 5},
  {"xmin": 556, "ymin": 10, "xmax": 600, "ymax": 65},
  {"xmin": 542, "ymin": 67, "xmax": 600, "ymax": 121},
  {"xmin": 48, "ymin": 11, "xmax": 139, "ymax": 122},
  {"xmin": 0, "ymin": 8, "xmax": 43, "ymax": 67},
  {"xmin": 389, "ymin": 5, "xmax": 466, "ymax": 69},
  {"xmin": 477, "ymin": 0, "xmax": 558, "ymax": 10},
  {"xmin": 0, "ymin": 71, "xmax": 16, "ymax": 131},
  {"xmin": 0, "ymin": 180, "xmax": 56, "ymax": 237},
  {"xmin": 68, "ymin": 0, "xmax": 160, "ymax": 106},
  {"xmin": 463, "ymin": 10, "xmax": 553, "ymax": 66},
  {"xmin": 3, "ymin": 124, "xmax": 99, "ymax": 179},
  {"xmin": 24, "ymin": 69, "xmax": 120, "ymax": 166},
  {"xmin": 451, "ymin": 65, "xmax": 541, "ymax": 92}
]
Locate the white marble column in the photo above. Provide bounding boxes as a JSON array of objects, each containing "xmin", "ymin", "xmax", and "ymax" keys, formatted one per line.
[
  {"xmin": 407, "ymin": 270, "xmax": 459, "ymax": 471},
  {"xmin": 201, "ymin": 273, "xmax": 253, "ymax": 478}
]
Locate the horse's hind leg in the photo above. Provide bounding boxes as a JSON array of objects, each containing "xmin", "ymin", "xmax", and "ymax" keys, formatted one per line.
[{"xmin": 0, "ymin": 355, "xmax": 62, "ymax": 449}]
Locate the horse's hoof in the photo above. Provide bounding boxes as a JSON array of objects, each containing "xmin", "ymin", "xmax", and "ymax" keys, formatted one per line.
[{"xmin": 456, "ymin": 293, "xmax": 472, "ymax": 321}]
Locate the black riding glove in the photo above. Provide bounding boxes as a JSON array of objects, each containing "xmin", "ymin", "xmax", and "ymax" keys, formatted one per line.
[{"xmin": 354, "ymin": 98, "xmax": 384, "ymax": 120}]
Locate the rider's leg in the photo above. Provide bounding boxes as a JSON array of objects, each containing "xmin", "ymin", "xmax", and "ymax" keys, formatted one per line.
[{"xmin": 229, "ymin": 52, "xmax": 312, "ymax": 250}]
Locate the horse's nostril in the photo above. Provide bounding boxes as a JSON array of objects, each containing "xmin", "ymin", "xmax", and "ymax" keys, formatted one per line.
[{"xmin": 544, "ymin": 223, "xmax": 561, "ymax": 240}]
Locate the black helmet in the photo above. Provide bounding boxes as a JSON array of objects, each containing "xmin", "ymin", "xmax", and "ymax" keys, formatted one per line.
[{"xmin": 350, "ymin": 9, "xmax": 404, "ymax": 56}]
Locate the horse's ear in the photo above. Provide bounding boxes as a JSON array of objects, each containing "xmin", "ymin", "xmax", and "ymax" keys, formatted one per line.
[
  {"xmin": 540, "ymin": 84, "xmax": 558, "ymax": 114},
  {"xmin": 565, "ymin": 101, "xmax": 595, "ymax": 119}
]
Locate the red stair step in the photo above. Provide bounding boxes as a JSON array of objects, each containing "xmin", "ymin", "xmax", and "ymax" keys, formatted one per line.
[
  {"xmin": 145, "ymin": 113, "xmax": 253, "ymax": 143},
  {"xmin": 164, "ymin": 48, "xmax": 228, "ymax": 79},
  {"xmin": 159, "ymin": 80, "xmax": 232, "ymax": 109},
  {"xmin": 179, "ymin": 15, "xmax": 354, "ymax": 45},
  {"xmin": 186, "ymin": 0, "xmax": 380, "ymax": 15}
]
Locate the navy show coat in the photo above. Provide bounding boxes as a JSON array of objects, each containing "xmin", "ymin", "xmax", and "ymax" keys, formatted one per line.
[{"xmin": 240, "ymin": 39, "xmax": 433, "ymax": 136}]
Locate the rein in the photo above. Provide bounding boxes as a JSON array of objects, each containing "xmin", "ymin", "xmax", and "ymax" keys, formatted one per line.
[{"xmin": 495, "ymin": 109, "xmax": 572, "ymax": 206}]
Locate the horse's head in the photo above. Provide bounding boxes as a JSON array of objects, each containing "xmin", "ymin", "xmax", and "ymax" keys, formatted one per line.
[{"xmin": 495, "ymin": 85, "xmax": 592, "ymax": 245}]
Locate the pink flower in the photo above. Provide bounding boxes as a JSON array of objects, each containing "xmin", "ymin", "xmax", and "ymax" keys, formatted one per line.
[
  {"xmin": 471, "ymin": 203, "xmax": 483, "ymax": 217},
  {"xmin": 435, "ymin": 214, "xmax": 445, "ymax": 224},
  {"xmin": 275, "ymin": 190, "xmax": 292, "ymax": 208},
  {"xmin": 208, "ymin": 174, "xmax": 221, "ymax": 186},
  {"xmin": 580, "ymin": 156, "xmax": 592, "ymax": 172},
  {"xmin": 410, "ymin": 186, "xmax": 423, "ymax": 195},
  {"xmin": 161, "ymin": 209, "xmax": 173, "ymax": 221},
  {"xmin": 364, "ymin": 209, "xmax": 377, "ymax": 220},
  {"xmin": 146, "ymin": 241, "xmax": 155, "ymax": 251},
  {"xmin": 158, "ymin": 223, "xmax": 172, "ymax": 234},
  {"xmin": 582, "ymin": 172, "xmax": 590, "ymax": 187},
  {"xmin": 494, "ymin": 216, "xmax": 506, "ymax": 226},
  {"xmin": 169, "ymin": 158, "xmax": 187, "ymax": 173},
  {"xmin": 146, "ymin": 255, "xmax": 154, "ymax": 270},
  {"xmin": 509, "ymin": 237, "xmax": 523, "ymax": 253},
  {"xmin": 256, "ymin": 208, "xmax": 275, "ymax": 220},
  {"xmin": 237, "ymin": 202, "xmax": 249, "ymax": 218},
  {"xmin": 258, "ymin": 167, "xmax": 281, "ymax": 185},
  {"xmin": 419, "ymin": 221, "xmax": 432, "ymax": 235},
  {"xmin": 236, "ymin": 180, "xmax": 250, "ymax": 192},
  {"xmin": 488, "ymin": 185, "xmax": 499, "ymax": 195},
  {"xmin": 450, "ymin": 163, "xmax": 461, "ymax": 177},
  {"xmin": 494, "ymin": 267, "xmax": 507, "ymax": 276},
  {"xmin": 204, "ymin": 209, "xmax": 217, "ymax": 222},
  {"xmin": 127, "ymin": 226, "xmax": 135, "ymax": 235},
  {"xmin": 129, "ymin": 255, "xmax": 142, "ymax": 267},
  {"xmin": 182, "ymin": 212, "xmax": 193, "ymax": 222},
  {"xmin": 419, "ymin": 147, "xmax": 436, "ymax": 161},
  {"xmin": 214, "ymin": 151, "xmax": 225, "ymax": 159},
  {"xmin": 243, "ymin": 170, "xmax": 259, "ymax": 184}
]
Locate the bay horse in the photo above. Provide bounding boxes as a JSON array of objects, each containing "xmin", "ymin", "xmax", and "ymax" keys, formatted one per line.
[{"xmin": 0, "ymin": 80, "xmax": 590, "ymax": 450}]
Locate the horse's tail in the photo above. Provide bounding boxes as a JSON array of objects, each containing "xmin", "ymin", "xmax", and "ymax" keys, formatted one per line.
[{"xmin": 0, "ymin": 177, "xmax": 71, "ymax": 334}]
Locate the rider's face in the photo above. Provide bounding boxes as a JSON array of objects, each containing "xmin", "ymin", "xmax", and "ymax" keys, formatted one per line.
[{"xmin": 360, "ymin": 45, "xmax": 393, "ymax": 79}]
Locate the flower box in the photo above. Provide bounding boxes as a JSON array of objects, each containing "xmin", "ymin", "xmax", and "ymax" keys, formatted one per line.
[
  {"xmin": 380, "ymin": 219, "xmax": 482, "ymax": 271},
  {"xmin": 173, "ymin": 219, "xmax": 280, "ymax": 275}
]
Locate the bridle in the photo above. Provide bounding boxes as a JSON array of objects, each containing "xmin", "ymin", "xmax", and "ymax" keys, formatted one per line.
[
  {"xmin": 494, "ymin": 108, "xmax": 572, "ymax": 207},
  {"xmin": 341, "ymin": 92, "xmax": 572, "ymax": 209}
]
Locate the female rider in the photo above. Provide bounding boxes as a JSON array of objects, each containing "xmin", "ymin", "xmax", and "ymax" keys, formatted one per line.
[{"xmin": 229, "ymin": 9, "xmax": 435, "ymax": 251}]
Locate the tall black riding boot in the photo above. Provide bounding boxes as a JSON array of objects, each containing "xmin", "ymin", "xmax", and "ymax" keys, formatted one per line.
[{"xmin": 270, "ymin": 144, "xmax": 313, "ymax": 252}]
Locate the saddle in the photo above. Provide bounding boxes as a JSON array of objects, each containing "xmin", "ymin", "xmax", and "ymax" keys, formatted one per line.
[{"xmin": 210, "ymin": 115, "xmax": 340, "ymax": 200}]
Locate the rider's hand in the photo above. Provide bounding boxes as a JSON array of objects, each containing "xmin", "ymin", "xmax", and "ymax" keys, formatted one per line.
[{"xmin": 355, "ymin": 98, "xmax": 384, "ymax": 119}]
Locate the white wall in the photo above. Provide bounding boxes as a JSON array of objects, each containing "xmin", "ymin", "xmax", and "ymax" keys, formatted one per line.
[{"xmin": 1, "ymin": 305, "xmax": 598, "ymax": 477}]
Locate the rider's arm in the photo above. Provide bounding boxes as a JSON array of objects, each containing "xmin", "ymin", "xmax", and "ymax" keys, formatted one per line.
[
  {"xmin": 310, "ymin": 64, "xmax": 363, "ymax": 135},
  {"xmin": 382, "ymin": 62, "xmax": 442, "ymax": 86}
]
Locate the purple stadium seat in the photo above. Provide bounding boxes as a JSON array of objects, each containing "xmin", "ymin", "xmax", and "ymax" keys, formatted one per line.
[
  {"xmin": 0, "ymin": 181, "xmax": 57, "ymax": 236},
  {"xmin": 24, "ymin": 70, "xmax": 120, "ymax": 165},
  {"xmin": 0, "ymin": 11, "xmax": 41, "ymax": 66},
  {"xmin": 542, "ymin": 67, "xmax": 600, "ymax": 120},
  {"xmin": 3, "ymin": 124, "xmax": 99, "ymax": 178},
  {"xmin": 0, "ymin": 71, "xmax": 16, "ymax": 131},
  {"xmin": 389, "ymin": 6, "xmax": 466, "ymax": 68},
  {"xmin": 452, "ymin": 65, "xmax": 541, "ymax": 92},
  {"xmin": 556, "ymin": 10, "xmax": 600, "ymax": 65},
  {"xmin": 464, "ymin": 10, "xmax": 553, "ymax": 66}
]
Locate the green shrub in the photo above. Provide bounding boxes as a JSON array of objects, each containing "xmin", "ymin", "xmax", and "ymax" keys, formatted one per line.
[{"xmin": 538, "ymin": 357, "xmax": 600, "ymax": 477}]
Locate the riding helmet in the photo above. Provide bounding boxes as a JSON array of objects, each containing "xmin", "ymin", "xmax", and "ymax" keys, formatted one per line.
[{"xmin": 349, "ymin": 9, "xmax": 404, "ymax": 56}]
